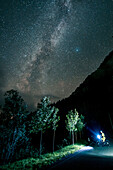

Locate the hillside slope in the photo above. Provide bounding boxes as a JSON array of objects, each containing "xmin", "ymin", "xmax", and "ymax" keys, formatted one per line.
[{"xmin": 56, "ymin": 50, "xmax": 113, "ymax": 132}]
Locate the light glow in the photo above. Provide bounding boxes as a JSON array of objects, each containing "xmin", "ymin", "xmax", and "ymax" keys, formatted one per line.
[
  {"xmin": 97, "ymin": 134, "xmax": 101, "ymax": 139},
  {"xmin": 81, "ymin": 146, "xmax": 94, "ymax": 151}
]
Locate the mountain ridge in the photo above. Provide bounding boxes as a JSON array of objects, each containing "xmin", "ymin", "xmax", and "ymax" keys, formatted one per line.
[{"xmin": 56, "ymin": 50, "xmax": 113, "ymax": 132}]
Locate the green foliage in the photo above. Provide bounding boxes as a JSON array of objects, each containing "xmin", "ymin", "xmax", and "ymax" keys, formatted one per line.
[
  {"xmin": 0, "ymin": 89, "xmax": 29, "ymax": 164},
  {"xmin": 0, "ymin": 143, "xmax": 85, "ymax": 169},
  {"xmin": 1, "ymin": 89, "xmax": 28, "ymax": 128},
  {"xmin": 66, "ymin": 109, "xmax": 85, "ymax": 144},
  {"xmin": 66, "ymin": 109, "xmax": 85, "ymax": 133},
  {"xmin": 66, "ymin": 109, "xmax": 79, "ymax": 132},
  {"xmin": 29, "ymin": 96, "xmax": 53, "ymax": 134},
  {"xmin": 77, "ymin": 114, "xmax": 85, "ymax": 132},
  {"xmin": 51, "ymin": 107, "xmax": 60, "ymax": 131},
  {"xmin": 3, "ymin": 90, "xmax": 25, "ymax": 118},
  {"xmin": 29, "ymin": 96, "xmax": 60, "ymax": 155},
  {"xmin": 0, "ymin": 89, "xmax": 85, "ymax": 165},
  {"xmin": 51, "ymin": 107, "xmax": 60, "ymax": 152},
  {"xmin": 29, "ymin": 97, "xmax": 60, "ymax": 134}
]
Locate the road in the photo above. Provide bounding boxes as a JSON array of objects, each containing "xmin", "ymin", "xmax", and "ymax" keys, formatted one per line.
[{"xmin": 48, "ymin": 145, "xmax": 113, "ymax": 169}]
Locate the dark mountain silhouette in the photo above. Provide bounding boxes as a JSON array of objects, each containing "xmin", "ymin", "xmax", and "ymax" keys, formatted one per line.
[{"xmin": 56, "ymin": 50, "xmax": 113, "ymax": 134}]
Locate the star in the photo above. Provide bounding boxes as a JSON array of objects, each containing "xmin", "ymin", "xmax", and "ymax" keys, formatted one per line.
[
  {"xmin": 75, "ymin": 47, "xmax": 80, "ymax": 53},
  {"xmin": 0, "ymin": 0, "xmax": 113, "ymax": 109}
]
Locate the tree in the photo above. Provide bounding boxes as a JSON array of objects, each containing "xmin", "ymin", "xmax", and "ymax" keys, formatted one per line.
[
  {"xmin": 0, "ymin": 89, "xmax": 29, "ymax": 164},
  {"xmin": 51, "ymin": 107, "xmax": 60, "ymax": 152},
  {"xmin": 2, "ymin": 89, "xmax": 28, "ymax": 125},
  {"xmin": 29, "ymin": 96, "xmax": 53, "ymax": 155},
  {"xmin": 77, "ymin": 114, "xmax": 85, "ymax": 139},
  {"xmin": 66, "ymin": 109, "xmax": 79, "ymax": 145}
]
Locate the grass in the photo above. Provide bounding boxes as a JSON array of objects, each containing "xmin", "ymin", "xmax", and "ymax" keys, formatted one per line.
[{"xmin": 0, "ymin": 142, "xmax": 86, "ymax": 169}]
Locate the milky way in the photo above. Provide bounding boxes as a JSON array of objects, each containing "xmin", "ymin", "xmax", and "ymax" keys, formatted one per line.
[{"xmin": 0, "ymin": 0, "xmax": 113, "ymax": 109}]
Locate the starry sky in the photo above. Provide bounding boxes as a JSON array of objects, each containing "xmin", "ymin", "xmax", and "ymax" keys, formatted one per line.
[{"xmin": 0, "ymin": 0, "xmax": 113, "ymax": 109}]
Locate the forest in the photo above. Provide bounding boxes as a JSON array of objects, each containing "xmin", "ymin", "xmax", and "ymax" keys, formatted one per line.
[{"xmin": 0, "ymin": 89, "xmax": 85, "ymax": 166}]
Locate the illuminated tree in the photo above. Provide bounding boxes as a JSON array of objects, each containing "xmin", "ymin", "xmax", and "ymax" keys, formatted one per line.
[
  {"xmin": 51, "ymin": 107, "xmax": 60, "ymax": 152},
  {"xmin": 66, "ymin": 109, "xmax": 79, "ymax": 145},
  {"xmin": 30, "ymin": 97, "xmax": 53, "ymax": 155}
]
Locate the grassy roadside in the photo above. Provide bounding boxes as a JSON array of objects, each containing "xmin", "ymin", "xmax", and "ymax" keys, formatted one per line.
[{"xmin": 1, "ymin": 142, "xmax": 87, "ymax": 169}]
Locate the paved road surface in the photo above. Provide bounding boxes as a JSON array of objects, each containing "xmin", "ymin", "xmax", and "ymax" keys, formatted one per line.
[{"xmin": 48, "ymin": 145, "xmax": 113, "ymax": 169}]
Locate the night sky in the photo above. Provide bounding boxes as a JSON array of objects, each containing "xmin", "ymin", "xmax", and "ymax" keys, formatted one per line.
[{"xmin": 0, "ymin": 0, "xmax": 113, "ymax": 109}]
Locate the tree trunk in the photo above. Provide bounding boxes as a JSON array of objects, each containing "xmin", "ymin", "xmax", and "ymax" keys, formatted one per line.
[
  {"xmin": 79, "ymin": 131, "xmax": 81, "ymax": 139},
  {"xmin": 53, "ymin": 130, "xmax": 55, "ymax": 153},
  {"xmin": 72, "ymin": 131, "xmax": 74, "ymax": 145},
  {"xmin": 40, "ymin": 130, "xmax": 43, "ymax": 155},
  {"xmin": 75, "ymin": 132, "xmax": 77, "ymax": 142},
  {"xmin": 69, "ymin": 131, "xmax": 71, "ymax": 143},
  {"xmin": 108, "ymin": 113, "xmax": 113, "ymax": 130}
]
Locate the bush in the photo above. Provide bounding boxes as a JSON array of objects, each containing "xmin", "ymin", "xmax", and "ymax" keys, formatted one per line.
[
  {"xmin": 0, "ymin": 143, "xmax": 85, "ymax": 169},
  {"xmin": 56, "ymin": 138, "xmax": 70, "ymax": 150}
]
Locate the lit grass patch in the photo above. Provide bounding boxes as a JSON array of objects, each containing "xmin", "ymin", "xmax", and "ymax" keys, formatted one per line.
[{"xmin": 0, "ymin": 143, "xmax": 85, "ymax": 169}]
